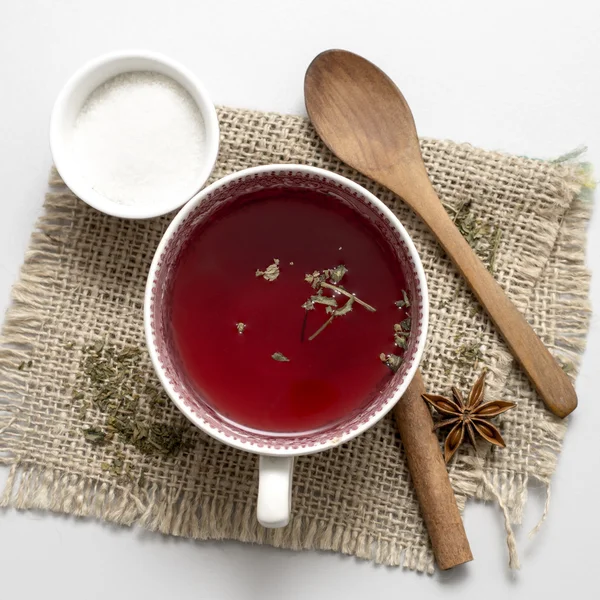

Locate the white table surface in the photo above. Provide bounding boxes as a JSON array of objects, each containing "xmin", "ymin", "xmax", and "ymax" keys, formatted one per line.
[{"xmin": 1, "ymin": 1, "xmax": 599, "ymax": 598}]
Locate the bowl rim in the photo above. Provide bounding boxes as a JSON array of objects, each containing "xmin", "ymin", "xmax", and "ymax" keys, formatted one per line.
[
  {"xmin": 144, "ymin": 164, "xmax": 429, "ymax": 456},
  {"xmin": 49, "ymin": 49, "xmax": 220, "ymax": 219}
]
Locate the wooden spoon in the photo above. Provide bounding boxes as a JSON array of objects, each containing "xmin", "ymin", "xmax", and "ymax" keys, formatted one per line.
[{"xmin": 305, "ymin": 49, "xmax": 577, "ymax": 419}]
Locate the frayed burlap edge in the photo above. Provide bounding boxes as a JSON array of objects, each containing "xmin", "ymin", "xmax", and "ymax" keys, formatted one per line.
[{"xmin": 442, "ymin": 161, "xmax": 594, "ymax": 569}]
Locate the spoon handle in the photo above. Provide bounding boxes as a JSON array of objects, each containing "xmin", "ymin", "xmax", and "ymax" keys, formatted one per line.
[{"xmin": 395, "ymin": 180, "xmax": 576, "ymax": 418}]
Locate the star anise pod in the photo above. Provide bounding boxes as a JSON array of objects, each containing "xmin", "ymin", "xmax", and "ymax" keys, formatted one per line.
[{"xmin": 422, "ymin": 371, "xmax": 516, "ymax": 463}]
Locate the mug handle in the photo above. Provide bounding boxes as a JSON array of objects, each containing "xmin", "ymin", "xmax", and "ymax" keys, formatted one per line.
[{"xmin": 257, "ymin": 455, "xmax": 294, "ymax": 528}]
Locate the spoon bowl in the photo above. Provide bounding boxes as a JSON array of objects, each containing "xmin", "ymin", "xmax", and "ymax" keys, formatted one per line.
[{"xmin": 306, "ymin": 50, "xmax": 423, "ymax": 184}]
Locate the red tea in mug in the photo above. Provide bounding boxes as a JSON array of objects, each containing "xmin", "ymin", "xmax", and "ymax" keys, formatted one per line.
[{"xmin": 168, "ymin": 187, "xmax": 411, "ymax": 434}]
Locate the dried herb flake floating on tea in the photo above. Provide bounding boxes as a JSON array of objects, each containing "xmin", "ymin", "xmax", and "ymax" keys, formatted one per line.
[
  {"xmin": 379, "ymin": 353, "xmax": 403, "ymax": 373},
  {"xmin": 302, "ymin": 264, "xmax": 376, "ymax": 341},
  {"xmin": 395, "ymin": 290, "xmax": 410, "ymax": 309},
  {"xmin": 256, "ymin": 258, "xmax": 280, "ymax": 282}
]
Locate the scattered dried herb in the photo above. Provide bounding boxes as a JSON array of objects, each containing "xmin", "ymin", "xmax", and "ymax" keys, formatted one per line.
[
  {"xmin": 395, "ymin": 290, "xmax": 410, "ymax": 309},
  {"xmin": 329, "ymin": 264, "xmax": 348, "ymax": 284},
  {"xmin": 105, "ymin": 415, "xmax": 187, "ymax": 456},
  {"xmin": 320, "ymin": 282, "xmax": 376, "ymax": 313},
  {"xmin": 333, "ymin": 297, "xmax": 354, "ymax": 317},
  {"xmin": 452, "ymin": 199, "xmax": 491, "ymax": 244},
  {"xmin": 311, "ymin": 295, "xmax": 338, "ymax": 309},
  {"xmin": 394, "ymin": 334, "xmax": 408, "ymax": 350},
  {"xmin": 308, "ymin": 316, "xmax": 335, "ymax": 341},
  {"xmin": 256, "ymin": 258, "xmax": 280, "ymax": 282},
  {"xmin": 99, "ymin": 452, "xmax": 131, "ymax": 479},
  {"xmin": 386, "ymin": 300, "xmax": 412, "ymax": 361},
  {"xmin": 304, "ymin": 265, "xmax": 347, "ymax": 289},
  {"xmin": 301, "ymin": 299, "xmax": 315, "ymax": 311},
  {"xmin": 305, "ymin": 270, "xmax": 327, "ymax": 289},
  {"xmin": 451, "ymin": 199, "xmax": 503, "ymax": 273},
  {"xmin": 422, "ymin": 370, "xmax": 516, "ymax": 463},
  {"xmin": 83, "ymin": 426, "xmax": 110, "ymax": 446},
  {"xmin": 272, "ymin": 352, "xmax": 290, "ymax": 362},
  {"xmin": 488, "ymin": 227, "xmax": 502, "ymax": 275},
  {"xmin": 455, "ymin": 342, "xmax": 483, "ymax": 370},
  {"xmin": 110, "ymin": 460, "xmax": 123, "ymax": 477},
  {"xmin": 302, "ymin": 265, "xmax": 375, "ymax": 341},
  {"xmin": 236, "ymin": 322, "xmax": 246, "ymax": 334},
  {"xmin": 308, "ymin": 297, "xmax": 356, "ymax": 341},
  {"xmin": 74, "ymin": 343, "xmax": 192, "ymax": 460},
  {"xmin": 380, "ymin": 352, "xmax": 403, "ymax": 373}
]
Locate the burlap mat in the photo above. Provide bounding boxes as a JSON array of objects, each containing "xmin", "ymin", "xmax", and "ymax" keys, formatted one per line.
[{"xmin": 0, "ymin": 107, "xmax": 593, "ymax": 573}]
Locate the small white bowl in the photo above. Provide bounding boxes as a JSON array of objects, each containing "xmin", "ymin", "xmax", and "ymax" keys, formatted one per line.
[{"xmin": 50, "ymin": 50, "xmax": 220, "ymax": 219}]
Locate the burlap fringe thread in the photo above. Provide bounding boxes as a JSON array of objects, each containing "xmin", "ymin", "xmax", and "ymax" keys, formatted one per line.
[
  {"xmin": 0, "ymin": 155, "xmax": 593, "ymax": 574},
  {"xmin": 461, "ymin": 162, "xmax": 594, "ymax": 569}
]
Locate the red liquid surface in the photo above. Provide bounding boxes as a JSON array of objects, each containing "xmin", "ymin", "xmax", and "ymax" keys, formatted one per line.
[{"xmin": 169, "ymin": 188, "xmax": 409, "ymax": 434}]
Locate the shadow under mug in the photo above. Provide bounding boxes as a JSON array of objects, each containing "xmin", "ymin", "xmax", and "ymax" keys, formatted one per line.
[{"xmin": 145, "ymin": 164, "xmax": 429, "ymax": 527}]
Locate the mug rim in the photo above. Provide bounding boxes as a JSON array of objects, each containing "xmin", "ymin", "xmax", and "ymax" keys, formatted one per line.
[{"xmin": 144, "ymin": 164, "xmax": 429, "ymax": 456}]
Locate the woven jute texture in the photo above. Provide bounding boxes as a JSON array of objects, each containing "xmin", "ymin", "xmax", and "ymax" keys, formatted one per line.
[{"xmin": 0, "ymin": 107, "xmax": 593, "ymax": 573}]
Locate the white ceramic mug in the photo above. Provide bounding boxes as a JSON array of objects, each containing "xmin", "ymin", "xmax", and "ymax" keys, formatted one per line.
[{"xmin": 145, "ymin": 164, "xmax": 428, "ymax": 528}]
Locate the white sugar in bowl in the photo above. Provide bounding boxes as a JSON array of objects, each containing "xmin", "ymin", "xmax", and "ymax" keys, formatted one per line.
[{"xmin": 50, "ymin": 50, "xmax": 220, "ymax": 219}]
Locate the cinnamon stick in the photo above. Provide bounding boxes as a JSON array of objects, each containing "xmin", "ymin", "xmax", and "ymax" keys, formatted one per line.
[{"xmin": 394, "ymin": 369, "xmax": 473, "ymax": 569}]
